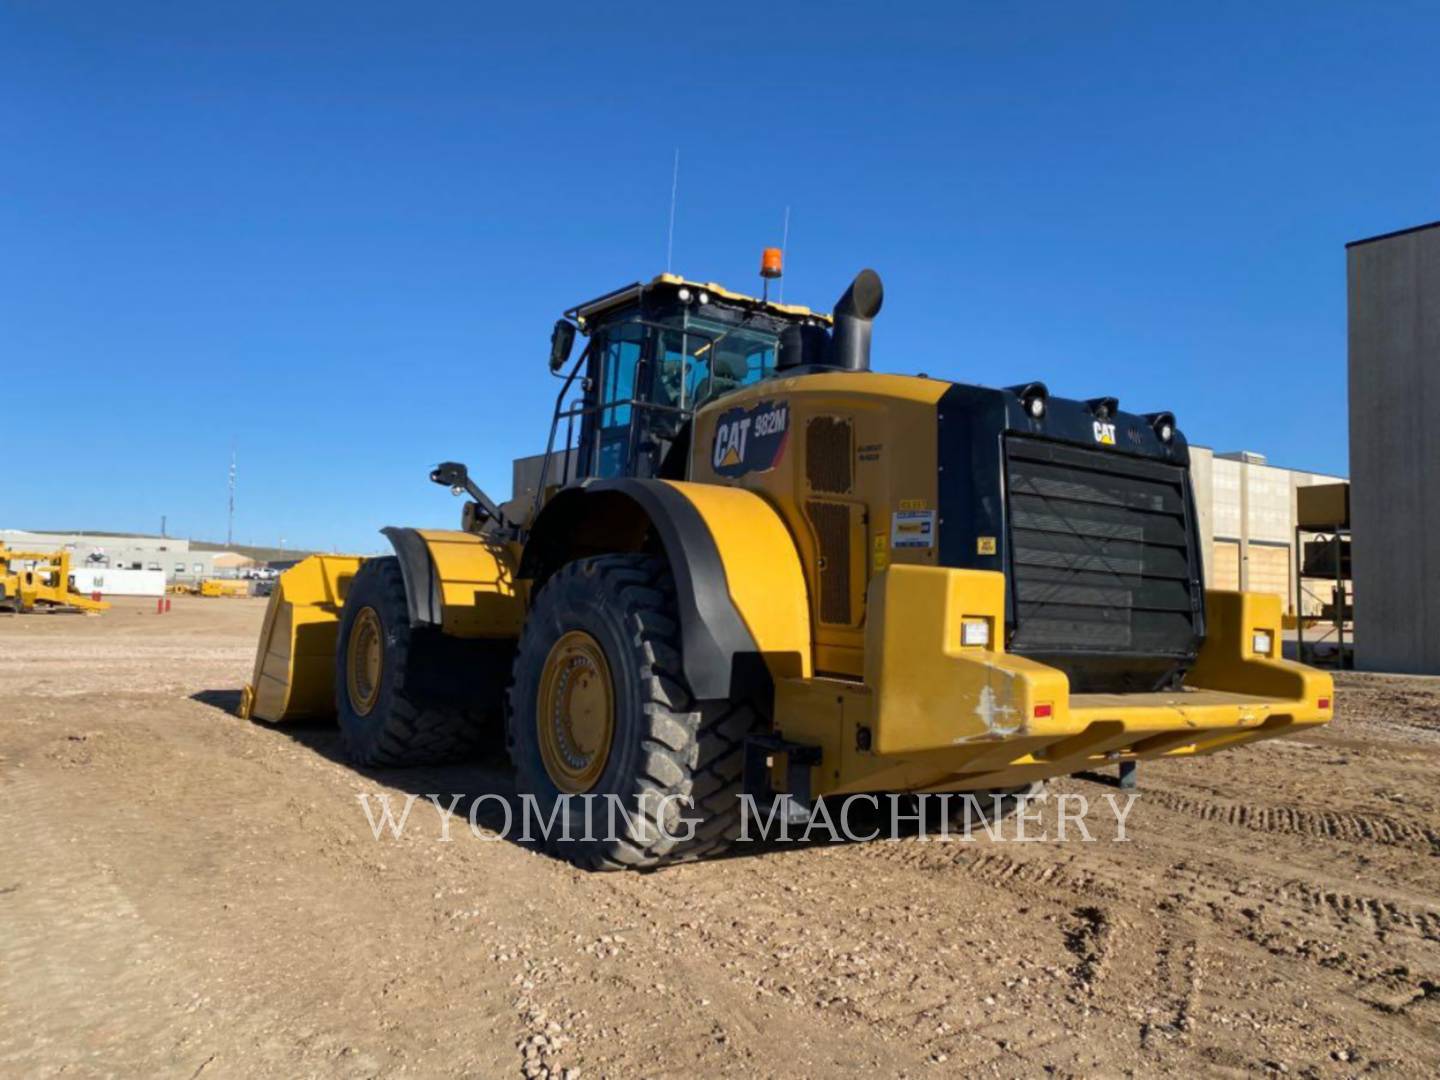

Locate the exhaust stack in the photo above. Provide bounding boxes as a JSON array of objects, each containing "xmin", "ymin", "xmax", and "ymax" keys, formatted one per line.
[{"xmin": 829, "ymin": 268, "xmax": 884, "ymax": 372}]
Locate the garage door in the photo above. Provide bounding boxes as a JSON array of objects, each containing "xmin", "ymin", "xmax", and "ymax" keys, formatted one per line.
[
  {"xmin": 1210, "ymin": 540, "xmax": 1240, "ymax": 591},
  {"xmin": 1248, "ymin": 543, "xmax": 1291, "ymax": 611}
]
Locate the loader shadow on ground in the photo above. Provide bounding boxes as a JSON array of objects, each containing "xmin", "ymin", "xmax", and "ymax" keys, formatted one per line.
[
  {"xmin": 190, "ymin": 688, "xmax": 1046, "ymax": 867},
  {"xmin": 191, "ymin": 688, "xmax": 246, "ymax": 714},
  {"xmin": 191, "ymin": 688, "xmax": 523, "ymax": 834}
]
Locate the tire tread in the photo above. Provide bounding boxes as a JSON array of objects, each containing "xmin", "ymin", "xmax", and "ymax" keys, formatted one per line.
[{"xmin": 507, "ymin": 553, "xmax": 759, "ymax": 870}]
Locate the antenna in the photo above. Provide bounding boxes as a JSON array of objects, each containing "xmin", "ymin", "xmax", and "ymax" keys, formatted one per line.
[
  {"xmin": 666, "ymin": 148, "xmax": 680, "ymax": 273},
  {"xmin": 227, "ymin": 445, "xmax": 236, "ymax": 548},
  {"xmin": 779, "ymin": 205, "xmax": 791, "ymax": 302}
]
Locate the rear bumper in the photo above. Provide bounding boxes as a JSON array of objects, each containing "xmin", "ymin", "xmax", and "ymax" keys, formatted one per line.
[{"xmin": 775, "ymin": 567, "xmax": 1332, "ymax": 797}]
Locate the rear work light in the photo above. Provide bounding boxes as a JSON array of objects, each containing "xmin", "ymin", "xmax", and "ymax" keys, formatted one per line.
[
  {"xmin": 1252, "ymin": 630, "xmax": 1274, "ymax": 656},
  {"xmin": 960, "ymin": 619, "xmax": 990, "ymax": 648}
]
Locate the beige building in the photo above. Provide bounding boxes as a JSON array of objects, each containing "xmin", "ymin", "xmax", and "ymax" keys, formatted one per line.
[
  {"xmin": 1188, "ymin": 448, "xmax": 1344, "ymax": 616},
  {"xmin": 0, "ymin": 530, "xmax": 252, "ymax": 584}
]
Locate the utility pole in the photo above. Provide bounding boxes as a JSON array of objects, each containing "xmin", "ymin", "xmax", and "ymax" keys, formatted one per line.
[
  {"xmin": 227, "ymin": 446, "xmax": 236, "ymax": 548},
  {"xmin": 160, "ymin": 514, "xmax": 167, "ymax": 538}
]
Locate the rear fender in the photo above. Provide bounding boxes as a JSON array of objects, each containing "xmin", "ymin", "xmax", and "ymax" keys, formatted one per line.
[{"xmin": 520, "ymin": 478, "xmax": 811, "ymax": 705}]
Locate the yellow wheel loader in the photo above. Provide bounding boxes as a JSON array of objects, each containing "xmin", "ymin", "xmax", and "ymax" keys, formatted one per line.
[{"xmin": 241, "ymin": 258, "xmax": 1332, "ymax": 869}]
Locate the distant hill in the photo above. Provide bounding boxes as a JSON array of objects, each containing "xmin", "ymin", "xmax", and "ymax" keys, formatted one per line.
[
  {"xmin": 190, "ymin": 540, "xmax": 317, "ymax": 564},
  {"xmin": 19, "ymin": 529, "xmax": 315, "ymax": 565}
]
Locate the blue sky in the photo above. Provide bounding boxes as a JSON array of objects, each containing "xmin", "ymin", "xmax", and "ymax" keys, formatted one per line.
[{"xmin": 4, "ymin": 3, "xmax": 1436, "ymax": 552}]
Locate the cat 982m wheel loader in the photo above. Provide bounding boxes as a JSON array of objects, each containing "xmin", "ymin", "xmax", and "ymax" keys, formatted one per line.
[{"xmin": 240, "ymin": 253, "xmax": 1332, "ymax": 869}]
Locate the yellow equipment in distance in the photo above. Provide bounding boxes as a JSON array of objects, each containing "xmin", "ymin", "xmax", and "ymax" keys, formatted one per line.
[{"xmin": 0, "ymin": 546, "xmax": 109, "ymax": 614}]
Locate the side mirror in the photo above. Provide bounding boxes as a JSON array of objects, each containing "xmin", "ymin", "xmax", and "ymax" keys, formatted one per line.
[
  {"xmin": 549, "ymin": 320, "xmax": 577, "ymax": 372},
  {"xmin": 429, "ymin": 461, "xmax": 470, "ymax": 494},
  {"xmin": 430, "ymin": 460, "xmax": 508, "ymax": 533}
]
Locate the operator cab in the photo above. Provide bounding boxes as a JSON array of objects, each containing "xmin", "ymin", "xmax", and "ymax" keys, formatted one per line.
[{"xmin": 550, "ymin": 273, "xmax": 833, "ymax": 481}]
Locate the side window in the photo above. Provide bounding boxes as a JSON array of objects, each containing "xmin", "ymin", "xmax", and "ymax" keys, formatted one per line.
[
  {"xmin": 654, "ymin": 330, "xmax": 690, "ymax": 410},
  {"xmin": 655, "ymin": 328, "xmax": 713, "ymax": 410},
  {"xmin": 593, "ymin": 322, "xmax": 648, "ymax": 478},
  {"xmin": 685, "ymin": 340, "xmax": 711, "ymax": 406},
  {"xmin": 711, "ymin": 340, "xmax": 775, "ymax": 398},
  {"xmin": 665, "ymin": 327, "xmax": 777, "ymax": 409},
  {"xmin": 600, "ymin": 323, "xmax": 645, "ymax": 428}
]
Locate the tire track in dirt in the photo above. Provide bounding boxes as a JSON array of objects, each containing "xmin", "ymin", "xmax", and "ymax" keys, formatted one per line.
[
  {"xmin": 1062, "ymin": 905, "xmax": 1110, "ymax": 996},
  {"xmin": 865, "ymin": 843, "xmax": 1099, "ymax": 887},
  {"xmin": 1140, "ymin": 921, "xmax": 1199, "ymax": 1050},
  {"xmin": 1141, "ymin": 789, "xmax": 1440, "ymax": 854},
  {"xmin": 853, "ymin": 840, "xmax": 1440, "ymax": 945},
  {"xmin": 1271, "ymin": 881, "xmax": 1440, "ymax": 943}
]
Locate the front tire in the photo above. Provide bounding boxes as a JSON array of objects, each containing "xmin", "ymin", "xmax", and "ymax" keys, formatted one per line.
[
  {"xmin": 335, "ymin": 556, "xmax": 499, "ymax": 766},
  {"xmin": 507, "ymin": 554, "xmax": 758, "ymax": 870}
]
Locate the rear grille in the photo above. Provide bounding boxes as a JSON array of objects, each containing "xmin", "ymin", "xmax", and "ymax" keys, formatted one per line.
[
  {"xmin": 807, "ymin": 500, "xmax": 853, "ymax": 625},
  {"xmin": 1004, "ymin": 438, "xmax": 1200, "ymax": 662},
  {"xmin": 806, "ymin": 416, "xmax": 853, "ymax": 494}
]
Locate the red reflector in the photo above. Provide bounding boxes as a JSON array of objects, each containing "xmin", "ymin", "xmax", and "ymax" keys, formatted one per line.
[
  {"xmin": 1318, "ymin": 697, "xmax": 1331, "ymax": 710},
  {"xmin": 1034, "ymin": 704, "xmax": 1053, "ymax": 718}
]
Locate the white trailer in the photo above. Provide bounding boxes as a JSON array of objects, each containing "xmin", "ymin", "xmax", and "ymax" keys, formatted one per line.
[{"xmin": 69, "ymin": 568, "xmax": 166, "ymax": 598}]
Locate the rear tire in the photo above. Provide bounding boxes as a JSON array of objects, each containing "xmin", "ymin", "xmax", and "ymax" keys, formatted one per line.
[
  {"xmin": 335, "ymin": 556, "xmax": 503, "ymax": 766},
  {"xmin": 507, "ymin": 554, "xmax": 759, "ymax": 870}
]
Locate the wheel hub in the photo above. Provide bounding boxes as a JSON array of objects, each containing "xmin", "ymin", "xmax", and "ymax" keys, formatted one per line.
[
  {"xmin": 537, "ymin": 630, "xmax": 615, "ymax": 794},
  {"xmin": 346, "ymin": 606, "xmax": 384, "ymax": 716}
]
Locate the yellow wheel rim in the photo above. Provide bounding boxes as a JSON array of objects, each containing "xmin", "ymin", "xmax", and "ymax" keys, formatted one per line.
[
  {"xmin": 537, "ymin": 630, "xmax": 615, "ymax": 794},
  {"xmin": 346, "ymin": 606, "xmax": 384, "ymax": 716}
]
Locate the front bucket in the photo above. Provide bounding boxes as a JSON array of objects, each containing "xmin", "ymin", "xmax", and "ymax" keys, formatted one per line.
[{"xmin": 239, "ymin": 555, "xmax": 363, "ymax": 723}]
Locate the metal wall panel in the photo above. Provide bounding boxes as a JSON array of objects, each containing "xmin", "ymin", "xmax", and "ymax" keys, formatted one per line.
[{"xmin": 1347, "ymin": 223, "xmax": 1440, "ymax": 673}]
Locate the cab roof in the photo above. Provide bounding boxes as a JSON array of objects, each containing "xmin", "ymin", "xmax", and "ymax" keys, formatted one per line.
[{"xmin": 566, "ymin": 273, "xmax": 832, "ymax": 330}]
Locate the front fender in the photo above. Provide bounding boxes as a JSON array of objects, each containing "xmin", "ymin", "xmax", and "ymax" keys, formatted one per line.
[{"xmin": 381, "ymin": 527, "xmax": 523, "ymax": 639}]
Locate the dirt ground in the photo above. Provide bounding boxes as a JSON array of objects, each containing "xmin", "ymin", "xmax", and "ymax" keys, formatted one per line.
[{"xmin": 2, "ymin": 596, "xmax": 1437, "ymax": 1078}]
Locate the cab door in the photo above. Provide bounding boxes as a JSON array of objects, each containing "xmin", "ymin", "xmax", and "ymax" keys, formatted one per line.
[{"xmin": 585, "ymin": 322, "xmax": 646, "ymax": 478}]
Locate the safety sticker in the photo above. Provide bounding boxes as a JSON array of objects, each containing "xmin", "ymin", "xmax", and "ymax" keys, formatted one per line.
[
  {"xmin": 976, "ymin": 536, "xmax": 997, "ymax": 555},
  {"xmin": 891, "ymin": 509, "xmax": 935, "ymax": 549}
]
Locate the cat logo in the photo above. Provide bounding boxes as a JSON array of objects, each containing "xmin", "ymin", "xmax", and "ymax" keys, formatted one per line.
[
  {"xmin": 712, "ymin": 400, "xmax": 789, "ymax": 478},
  {"xmin": 1093, "ymin": 421, "xmax": 1117, "ymax": 446}
]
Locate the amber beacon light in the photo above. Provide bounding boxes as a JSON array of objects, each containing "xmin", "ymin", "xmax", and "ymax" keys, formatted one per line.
[{"xmin": 760, "ymin": 246, "xmax": 784, "ymax": 279}]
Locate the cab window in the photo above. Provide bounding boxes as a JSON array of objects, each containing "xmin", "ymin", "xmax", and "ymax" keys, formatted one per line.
[
  {"xmin": 656, "ymin": 319, "xmax": 776, "ymax": 411},
  {"xmin": 599, "ymin": 322, "xmax": 645, "ymax": 427},
  {"xmin": 591, "ymin": 322, "xmax": 645, "ymax": 477}
]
